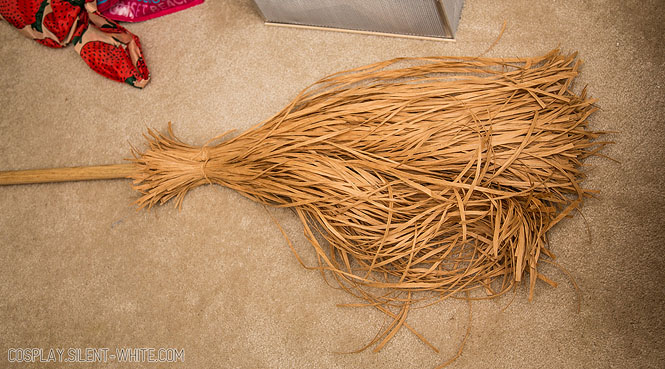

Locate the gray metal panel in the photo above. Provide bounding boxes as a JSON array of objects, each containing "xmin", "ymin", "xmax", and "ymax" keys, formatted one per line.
[
  {"xmin": 253, "ymin": 0, "xmax": 464, "ymax": 39},
  {"xmin": 439, "ymin": 0, "xmax": 464, "ymax": 37}
]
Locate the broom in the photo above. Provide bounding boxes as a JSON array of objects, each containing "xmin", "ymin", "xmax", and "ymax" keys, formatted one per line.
[{"xmin": 0, "ymin": 49, "xmax": 606, "ymax": 359}]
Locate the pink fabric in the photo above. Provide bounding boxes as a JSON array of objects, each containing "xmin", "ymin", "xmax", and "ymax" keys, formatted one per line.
[
  {"xmin": 102, "ymin": 0, "xmax": 203, "ymax": 22},
  {"xmin": 96, "ymin": 0, "xmax": 119, "ymax": 13}
]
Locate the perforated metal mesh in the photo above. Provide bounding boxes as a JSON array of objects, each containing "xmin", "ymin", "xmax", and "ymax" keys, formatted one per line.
[{"xmin": 254, "ymin": 0, "xmax": 463, "ymax": 39}]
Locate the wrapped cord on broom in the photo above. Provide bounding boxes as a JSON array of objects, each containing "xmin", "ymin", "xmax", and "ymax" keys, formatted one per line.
[{"xmin": 0, "ymin": 49, "xmax": 607, "ymax": 359}]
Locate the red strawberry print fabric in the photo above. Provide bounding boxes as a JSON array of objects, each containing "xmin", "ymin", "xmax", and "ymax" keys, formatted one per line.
[{"xmin": 0, "ymin": 0, "xmax": 150, "ymax": 88}]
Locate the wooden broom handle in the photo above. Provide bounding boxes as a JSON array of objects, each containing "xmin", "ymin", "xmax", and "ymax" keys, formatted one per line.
[{"xmin": 0, "ymin": 163, "xmax": 136, "ymax": 185}]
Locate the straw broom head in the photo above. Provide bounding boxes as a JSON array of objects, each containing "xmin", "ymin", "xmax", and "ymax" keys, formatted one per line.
[{"xmin": 131, "ymin": 48, "xmax": 603, "ymax": 293}]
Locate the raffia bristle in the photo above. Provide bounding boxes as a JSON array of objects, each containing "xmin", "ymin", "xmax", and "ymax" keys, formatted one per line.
[{"xmin": 129, "ymin": 49, "xmax": 606, "ymax": 356}]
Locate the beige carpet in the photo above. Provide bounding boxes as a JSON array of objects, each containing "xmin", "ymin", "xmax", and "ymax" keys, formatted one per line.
[{"xmin": 1, "ymin": 1, "xmax": 664, "ymax": 368}]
